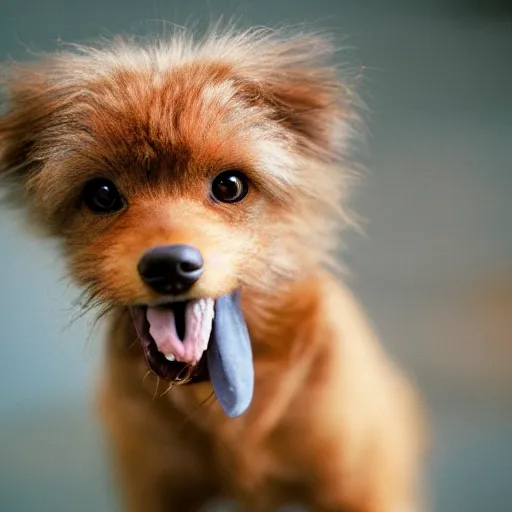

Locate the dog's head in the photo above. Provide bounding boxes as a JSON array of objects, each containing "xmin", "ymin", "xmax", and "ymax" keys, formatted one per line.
[{"xmin": 0, "ymin": 27, "xmax": 359, "ymax": 395}]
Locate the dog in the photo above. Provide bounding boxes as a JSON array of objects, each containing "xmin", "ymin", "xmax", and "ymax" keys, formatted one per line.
[{"xmin": 0, "ymin": 26, "xmax": 425, "ymax": 512}]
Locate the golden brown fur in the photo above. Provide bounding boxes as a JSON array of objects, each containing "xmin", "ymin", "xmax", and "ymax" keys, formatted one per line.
[{"xmin": 0, "ymin": 26, "xmax": 425, "ymax": 512}]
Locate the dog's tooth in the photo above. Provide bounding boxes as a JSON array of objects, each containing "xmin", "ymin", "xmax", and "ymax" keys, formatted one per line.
[
  {"xmin": 165, "ymin": 353, "xmax": 175, "ymax": 362},
  {"xmin": 193, "ymin": 300, "xmax": 202, "ymax": 316},
  {"xmin": 206, "ymin": 298, "xmax": 214, "ymax": 316}
]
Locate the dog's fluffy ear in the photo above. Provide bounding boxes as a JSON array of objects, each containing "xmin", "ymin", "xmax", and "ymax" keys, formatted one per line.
[
  {"xmin": 0, "ymin": 60, "xmax": 81, "ymax": 217},
  {"xmin": 0, "ymin": 64, "xmax": 52, "ymax": 183},
  {"xmin": 236, "ymin": 32, "xmax": 358, "ymax": 161}
]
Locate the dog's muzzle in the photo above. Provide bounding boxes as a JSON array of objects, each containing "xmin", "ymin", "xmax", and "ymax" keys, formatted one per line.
[{"xmin": 130, "ymin": 244, "xmax": 254, "ymax": 418}]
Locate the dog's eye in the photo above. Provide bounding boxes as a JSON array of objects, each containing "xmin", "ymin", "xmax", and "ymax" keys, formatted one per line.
[
  {"xmin": 82, "ymin": 179, "xmax": 125, "ymax": 213},
  {"xmin": 211, "ymin": 171, "xmax": 249, "ymax": 203}
]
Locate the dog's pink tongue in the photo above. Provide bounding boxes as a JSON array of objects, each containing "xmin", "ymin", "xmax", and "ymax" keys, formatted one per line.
[
  {"xmin": 146, "ymin": 307, "xmax": 184, "ymax": 361},
  {"xmin": 146, "ymin": 300, "xmax": 214, "ymax": 365}
]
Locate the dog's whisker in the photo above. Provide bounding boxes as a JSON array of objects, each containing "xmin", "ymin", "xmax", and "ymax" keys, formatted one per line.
[
  {"xmin": 128, "ymin": 336, "xmax": 140, "ymax": 349},
  {"xmin": 159, "ymin": 381, "xmax": 175, "ymax": 398},
  {"xmin": 173, "ymin": 364, "xmax": 195, "ymax": 385},
  {"xmin": 152, "ymin": 376, "xmax": 161, "ymax": 400},
  {"xmin": 142, "ymin": 370, "xmax": 152, "ymax": 384},
  {"xmin": 179, "ymin": 391, "xmax": 216, "ymax": 432}
]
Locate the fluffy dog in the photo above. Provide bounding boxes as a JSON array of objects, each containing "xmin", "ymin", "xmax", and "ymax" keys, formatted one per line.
[{"xmin": 0, "ymin": 26, "xmax": 425, "ymax": 512}]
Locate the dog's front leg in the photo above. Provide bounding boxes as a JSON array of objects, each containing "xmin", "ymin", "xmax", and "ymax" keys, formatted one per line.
[{"xmin": 98, "ymin": 379, "xmax": 218, "ymax": 512}]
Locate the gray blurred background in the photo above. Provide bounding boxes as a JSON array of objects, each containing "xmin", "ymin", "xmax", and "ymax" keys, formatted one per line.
[{"xmin": 0, "ymin": 0, "xmax": 511, "ymax": 510}]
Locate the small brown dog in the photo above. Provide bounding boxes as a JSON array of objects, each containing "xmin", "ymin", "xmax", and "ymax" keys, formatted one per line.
[{"xmin": 0, "ymin": 26, "xmax": 425, "ymax": 512}]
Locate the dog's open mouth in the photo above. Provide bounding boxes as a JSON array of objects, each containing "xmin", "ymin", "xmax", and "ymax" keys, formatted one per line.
[
  {"xmin": 128, "ymin": 292, "xmax": 254, "ymax": 418},
  {"xmin": 129, "ymin": 300, "xmax": 213, "ymax": 383}
]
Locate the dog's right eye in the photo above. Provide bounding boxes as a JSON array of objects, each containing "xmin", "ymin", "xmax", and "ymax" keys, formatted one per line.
[{"xmin": 82, "ymin": 178, "xmax": 125, "ymax": 214}]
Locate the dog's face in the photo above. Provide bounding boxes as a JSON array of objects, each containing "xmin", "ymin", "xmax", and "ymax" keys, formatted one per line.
[
  {"xmin": 0, "ymin": 29, "xmax": 357, "ymax": 385},
  {"xmin": 40, "ymin": 66, "xmax": 295, "ymax": 306}
]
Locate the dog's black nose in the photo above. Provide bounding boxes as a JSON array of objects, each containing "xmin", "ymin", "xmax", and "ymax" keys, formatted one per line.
[{"xmin": 138, "ymin": 244, "xmax": 204, "ymax": 295}]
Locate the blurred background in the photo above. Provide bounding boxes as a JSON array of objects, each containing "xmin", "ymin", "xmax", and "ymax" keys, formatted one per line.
[{"xmin": 0, "ymin": 0, "xmax": 511, "ymax": 510}]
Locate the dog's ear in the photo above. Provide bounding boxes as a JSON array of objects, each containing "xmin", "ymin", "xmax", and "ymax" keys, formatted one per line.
[
  {"xmin": 238, "ymin": 32, "xmax": 359, "ymax": 161},
  {"xmin": 0, "ymin": 64, "xmax": 53, "ymax": 184},
  {"xmin": 0, "ymin": 59, "xmax": 82, "ymax": 218}
]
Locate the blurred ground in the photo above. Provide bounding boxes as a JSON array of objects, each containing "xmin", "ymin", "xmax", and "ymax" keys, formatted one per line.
[{"xmin": 0, "ymin": 0, "xmax": 511, "ymax": 510}]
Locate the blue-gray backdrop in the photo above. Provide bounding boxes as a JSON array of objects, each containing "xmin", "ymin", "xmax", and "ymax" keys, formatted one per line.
[{"xmin": 1, "ymin": 0, "xmax": 511, "ymax": 510}]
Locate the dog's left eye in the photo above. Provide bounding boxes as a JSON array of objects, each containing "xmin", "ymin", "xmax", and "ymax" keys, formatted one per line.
[
  {"xmin": 211, "ymin": 171, "xmax": 249, "ymax": 203},
  {"xmin": 82, "ymin": 178, "xmax": 125, "ymax": 213}
]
